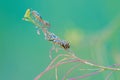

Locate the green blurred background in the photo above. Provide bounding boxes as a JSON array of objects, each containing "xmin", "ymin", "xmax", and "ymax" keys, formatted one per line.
[{"xmin": 0, "ymin": 0, "xmax": 120, "ymax": 80}]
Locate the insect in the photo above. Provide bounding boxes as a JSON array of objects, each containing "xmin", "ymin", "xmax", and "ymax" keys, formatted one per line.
[
  {"xmin": 54, "ymin": 39, "xmax": 70, "ymax": 49},
  {"xmin": 23, "ymin": 9, "xmax": 50, "ymax": 27},
  {"xmin": 23, "ymin": 9, "xmax": 71, "ymax": 59},
  {"xmin": 45, "ymin": 32, "xmax": 70, "ymax": 50},
  {"xmin": 44, "ymin": 31, "xmax": 70, "ymax": 59},
  {"xmin": 32, "ymin": 10, "xmax": 50, "ymax": 27}
]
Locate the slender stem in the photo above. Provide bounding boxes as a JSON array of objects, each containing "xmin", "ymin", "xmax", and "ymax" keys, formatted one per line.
[
  {"xmin": 34, "ymin": 54, "xmax": 71, "ymax": 80},
  {"xmin": 69, "ymin": 69, "xmax": 104, "ymax": 80},
  {"xmin": 105, "ymin": 71, "xmax": 114, "ymax": 80},
  {"xmin": 74, "ymin": 56, "xmax": 120, "ymax": 71},
  {"xmin": 55, "ymin": 67, "xmax": 58, "ymax": 80},
  {"xmin": 62, "ymin": 64, "xmax": 81, "ymax": 80}
]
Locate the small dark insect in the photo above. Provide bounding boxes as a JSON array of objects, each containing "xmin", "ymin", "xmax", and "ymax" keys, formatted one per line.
[
  {"xmin": 45, "ymin": 32, "xmax": 70, "ymax": 50},
  {"xmin": 60, "ymin": 40, "xmax": 70, "ymax": 49}
]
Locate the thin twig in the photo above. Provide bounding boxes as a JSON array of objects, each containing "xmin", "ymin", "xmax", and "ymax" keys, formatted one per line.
[
  {"xmin": 68, "ymin": 69, "xmax": 104, "ymax": 80},
  {"xmin": 62, "ymin": 64, "xmax": 81, "ymax": 80},
  {"xmin": 55, "ymin": 67, "xmax": 58, "ymax": 80},
  {"xmin": 105, "ymin": 71, "xmax": 114, "ymax": 80}
]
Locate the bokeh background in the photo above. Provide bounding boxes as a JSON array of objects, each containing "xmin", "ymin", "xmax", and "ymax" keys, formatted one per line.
[{"xmin": 0, "ymin": 0, "xmax": 120, "ymax": 80}]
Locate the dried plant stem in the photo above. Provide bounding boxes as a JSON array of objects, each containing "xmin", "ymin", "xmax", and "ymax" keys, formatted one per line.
[
  {"xmin": 105, "ymin": 71, "xmax": 114, "ymax": 80},
  {"xmin": 34, "ymin": 54, "xmax": 71, "ymax": 80},
  {"xmin": 69, "ymin": 69, "xmax": 104, "ymax": 80},
  {"xmin": 34, "ymin": 53, "xmax": 120, "ymax": 80},
  {"xmin": 55, "ymin": 67, "xmax": 58, "ymax": 80},
  {"xmin": 62, "ymin": 64, "xmax": 81, "ymax": 80}
]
